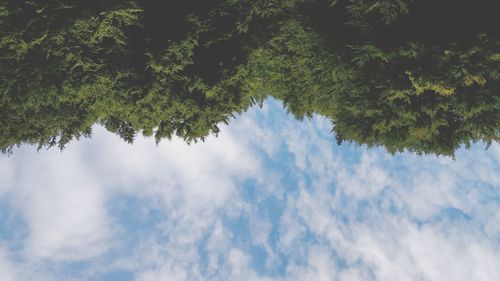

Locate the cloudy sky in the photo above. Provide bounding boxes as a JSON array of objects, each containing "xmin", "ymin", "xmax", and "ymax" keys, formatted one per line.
[{"xmin": 1, "ymin": 98, "xmax": 499, "ymax": 281}]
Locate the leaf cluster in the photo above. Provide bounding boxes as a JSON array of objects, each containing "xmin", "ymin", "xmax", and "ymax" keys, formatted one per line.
[{"xmin": 1, "ymin": 0, "xmax": 498, "ymax": 156}]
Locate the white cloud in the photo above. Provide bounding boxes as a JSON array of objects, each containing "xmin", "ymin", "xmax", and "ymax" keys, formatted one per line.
[
  {"xmin": 336, "ymin": 151, "xmax": 391, "ymax": 199},
  {"xmin": 0, "ymin": 244, "xmax": 55, "ymax": 281},
  {"xmin": 0, "ymin": 99, "xmax": 498, "ymax": 281},
  {"xmin": 271, "ymin": 104, "xmax": 500, "ymax": 281},
  {"xmin": 287, "ymin": 246, "xmax": 338, "ymax": 281},
  {"xmin": 0, "ymin": 157, "xmax": 13, "ymax": 196},
  {"xmin": 489, "ymin": 143, "xmax": 500, "ymax": 163},
  {"xmin": 72, "ymin": 116, "xmax": 268, "ymax": 281},
  {"xmin": 485, "ymin": 209, "xmax": 500, "ymax": 238},
  {"xmin": 3, "ymin": 146, "xmax": 113, "ymax": 262},
  {"xmin": 0, "ymin": 246, "xmax": 17, "ymax": 281},
  {"xmin": 348, "ymin": 218, "xmax": 500, "ymax": 281}
]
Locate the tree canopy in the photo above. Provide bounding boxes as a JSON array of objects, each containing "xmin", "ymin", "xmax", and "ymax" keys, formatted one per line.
[{"xmin": 1, "ymin": 0, "xmax": 499, "ymax": 155}]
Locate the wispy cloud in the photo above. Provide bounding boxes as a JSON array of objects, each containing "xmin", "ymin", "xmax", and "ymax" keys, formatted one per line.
[
  {"xmin": 0, "ymin": 245, "xmax": 17, "ymax": 281},
  {"xmin": 0, "ymin": 98, "xmax": 498, "ymax": 281}
]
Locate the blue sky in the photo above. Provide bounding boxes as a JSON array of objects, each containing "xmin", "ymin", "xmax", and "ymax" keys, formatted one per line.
[{"xmin": 0, "ymin": 98, "xmax": 499, "ymax": 281}]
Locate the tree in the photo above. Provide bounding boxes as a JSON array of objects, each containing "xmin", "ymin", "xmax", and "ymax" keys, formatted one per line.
[
  {"xmin": 0, "ymin": 0, "xmax": 285, "ymax": 150},
  {"xmin": 1, "ymin": 0, "xmax": 498, "ymax": 155}
]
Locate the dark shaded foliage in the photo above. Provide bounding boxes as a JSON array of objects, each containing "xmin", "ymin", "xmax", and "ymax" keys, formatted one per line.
[{"xmin": 1, "ymin": 0, "xmax": 498, "ymax": 155}]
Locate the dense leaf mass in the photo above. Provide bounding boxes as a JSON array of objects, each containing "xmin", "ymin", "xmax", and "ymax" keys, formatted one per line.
[{"xmin": 1, "ymin": 0, "xmax": 499, "ymax": 155}]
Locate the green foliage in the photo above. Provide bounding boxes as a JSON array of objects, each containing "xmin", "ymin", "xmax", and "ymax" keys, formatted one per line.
[
  {"xmin": 240, "ymin": 20, "xmax": 337, "ymax": 118},
  {"xmin": 328, "ymin": 38, "xmax": 500, "ymax": 155},
  {"xmin": 91, "ymin": 8, "xmax": 143, "ymax": 46},
  {"xmin": 351, "ymin": 45, "xmax": 389, "ymax": 66},
  {"xmin": 344, "ymin": 0, "xmax": 414, "ymax": 33},
  {"xmin": 0, "ymin": 0, "xmax": 498, "ymax": 156}
]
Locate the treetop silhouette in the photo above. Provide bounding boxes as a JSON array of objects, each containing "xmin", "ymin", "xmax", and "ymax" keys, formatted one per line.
[{"xmin": 1, "ymin": 0, "xmax": 499, "ymax": 155}]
